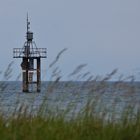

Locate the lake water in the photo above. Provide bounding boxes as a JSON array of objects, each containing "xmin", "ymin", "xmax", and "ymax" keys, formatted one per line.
[{"xmin": 0, "ymin": 81, "xmax": 140, "ymax": 120}]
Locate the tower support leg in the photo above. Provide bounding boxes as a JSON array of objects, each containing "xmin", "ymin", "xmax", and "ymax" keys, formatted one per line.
[
  {"xmin": 22, "ymin": 58, "xmax": 29, "ymax": 92},
  {"xmin": 37, "ymin": 58, "xmax": 41, "ymax": 92}
]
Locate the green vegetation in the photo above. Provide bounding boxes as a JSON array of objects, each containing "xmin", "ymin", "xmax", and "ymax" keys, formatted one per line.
[
  {"xmin": 0, "ymin": 50, "xmax": 140, "ymax": 139},
  {"xmin": 0, "ymin": 111, "xmax": 140, "ymax": 140},
  {"xmin": 0, "ymin": 81, "xmax": 140, "ymax": 140}
]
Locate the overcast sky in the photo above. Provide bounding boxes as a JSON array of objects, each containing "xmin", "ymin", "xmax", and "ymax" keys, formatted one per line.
[{"xmin": 0, "ymin": 0, "xmax": 140, "ymax": 80}]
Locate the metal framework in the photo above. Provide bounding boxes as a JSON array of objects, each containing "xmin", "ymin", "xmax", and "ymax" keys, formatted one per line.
[
  {"xmin": 13, "ymin": 47, "xmax": 47, "ymax": 58},
  {"xmin": 13, "ymin": 15, "xmax": 47, "ymax": 92}
]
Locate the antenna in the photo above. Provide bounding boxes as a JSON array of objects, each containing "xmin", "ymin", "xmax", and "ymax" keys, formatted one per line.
[{"xmin": 27, "ymin": 13, "xmax": 30, "ymax": 32}]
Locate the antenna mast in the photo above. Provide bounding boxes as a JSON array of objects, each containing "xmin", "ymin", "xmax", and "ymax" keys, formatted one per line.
[{"xmin": 27, "ymin": 13, "xmax": 30, "ymax": 33}]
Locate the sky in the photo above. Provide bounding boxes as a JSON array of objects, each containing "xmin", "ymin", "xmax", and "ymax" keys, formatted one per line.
[{"xmin": 0, "ymin": 0, "xmax": 140, "ymax": 81}]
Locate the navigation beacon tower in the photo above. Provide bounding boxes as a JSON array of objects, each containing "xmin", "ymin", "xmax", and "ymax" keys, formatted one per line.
[{"xmin": 13, "ymin": 15, "xmax": 47, "ymax": 92}]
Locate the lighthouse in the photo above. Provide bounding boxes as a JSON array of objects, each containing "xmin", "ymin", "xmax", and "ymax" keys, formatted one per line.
[{"xmin": 13, "ymin": 15, "xmax": 47, "ymax": 92}]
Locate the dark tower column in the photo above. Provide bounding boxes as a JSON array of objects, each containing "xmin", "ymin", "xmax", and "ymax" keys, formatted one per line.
[
  {"xmin": 37, "ymin": 58, "xmax": 41, "ymax": 92},
  {"xmin": 25, "ymin": 60, "xmax": 29, "ymax": 92},
  {"xmin": 22, "ymin": 57, "xmax": 29, "ymax": 92}
]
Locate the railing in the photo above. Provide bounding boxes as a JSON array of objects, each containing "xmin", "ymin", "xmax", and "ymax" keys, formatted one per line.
[{"xmin": 13, "ymin": 48, "xmax": 47, "ymax": 58}]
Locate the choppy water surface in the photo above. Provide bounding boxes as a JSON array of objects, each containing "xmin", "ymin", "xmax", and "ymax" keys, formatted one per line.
[{"xmin": 0, "ymin": 81, "xmax": 140, "ymax": 120}]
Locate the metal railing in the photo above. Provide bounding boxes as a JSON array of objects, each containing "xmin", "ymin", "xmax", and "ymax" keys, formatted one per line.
[{"xmin": 13, "ymin": 48, "xmax": 47, "ymax": 58}]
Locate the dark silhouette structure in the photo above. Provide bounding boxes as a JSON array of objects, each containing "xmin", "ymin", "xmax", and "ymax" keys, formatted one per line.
[{"xmin": 13, "ymin": 15, "xmax": 47, "ymax": 92}]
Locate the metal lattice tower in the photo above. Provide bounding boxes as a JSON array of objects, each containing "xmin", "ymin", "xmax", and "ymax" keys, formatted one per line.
[{"xmin": 13, "ymin": 15, "xmax": 47, "ymax": 92}]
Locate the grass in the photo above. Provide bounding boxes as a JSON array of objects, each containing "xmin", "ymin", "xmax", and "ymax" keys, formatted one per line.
[
  {"xmin": 0, "ymin": 50, "xmax": 140, "ymax": 139},
  {"xmin": 0, "ymin": 112, "xmax": 140, "ymax": 140},
  {"xmin": 0, "ymin": 84, "xmax": 140, "ymax": 140}
]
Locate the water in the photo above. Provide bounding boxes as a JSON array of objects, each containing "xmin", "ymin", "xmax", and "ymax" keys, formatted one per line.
[{"xmin": 0, "ymin": 81, "xmax": 140, "ymax": 120}]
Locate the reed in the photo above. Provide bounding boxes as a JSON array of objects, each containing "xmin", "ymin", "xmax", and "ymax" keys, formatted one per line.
[
  {"xmin": 0, "ymin": 49, "xmax": 140, "ymax": 140},
  {"xmin": 0, "ymin": 110, "xmax": 140, "ymax": 140}
]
